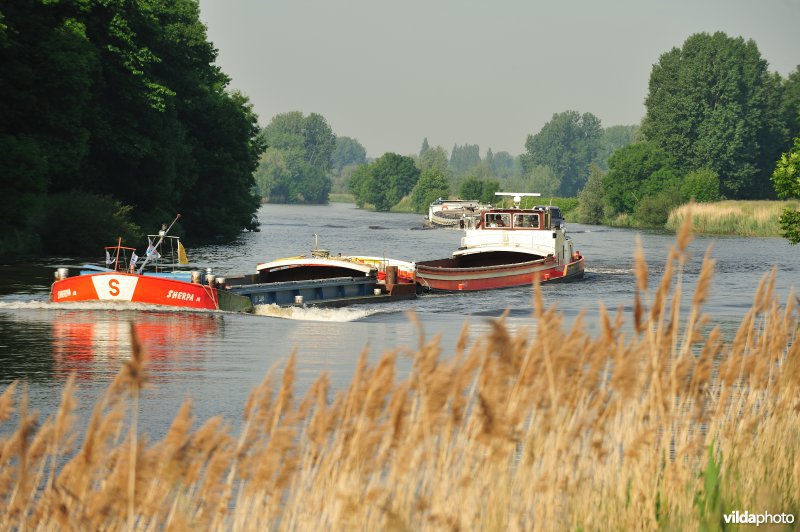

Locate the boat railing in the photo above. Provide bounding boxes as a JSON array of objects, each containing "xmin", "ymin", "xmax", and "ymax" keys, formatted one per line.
[{"xmin": 103, "ymin": 241, "xmax": 137, "ymax": 273}]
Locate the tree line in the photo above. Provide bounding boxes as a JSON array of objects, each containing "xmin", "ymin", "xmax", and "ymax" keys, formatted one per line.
[
  {"xmin": 259, "ymin": 32, "xmax": 799, "ymax": 241},
  {"xmin": 5, "ymin": 14, "xmax": 800, "ymax": 260},
  {"xmin": 577, "ymin": 32, "xmax": 799, "ymax": 241},
  {"xmin": 0, "ymin": 0, "xmax": 263, "ymax": 257}
]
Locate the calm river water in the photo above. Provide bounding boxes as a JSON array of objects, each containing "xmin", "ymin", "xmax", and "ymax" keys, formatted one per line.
[{"xmin": 0, "ymin": 202, "xmax": 797, "ymax": 438}]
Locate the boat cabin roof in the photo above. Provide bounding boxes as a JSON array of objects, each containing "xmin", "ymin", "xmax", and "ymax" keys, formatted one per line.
[{"xmin": 430, "ymin": 197, "xmax": 480, "ymax": 206}]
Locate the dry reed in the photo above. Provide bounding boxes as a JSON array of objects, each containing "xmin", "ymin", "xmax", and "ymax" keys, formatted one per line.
[
  {"xmin": 1, "ymin": 218, "xmax": 798, "ymax": 530},
  {"xmin": 667, "ymin": 199, "xmax": 800, "ymax": 237}
]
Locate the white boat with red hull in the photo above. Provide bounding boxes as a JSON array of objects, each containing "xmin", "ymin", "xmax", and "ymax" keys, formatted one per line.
[{"xmin": 415, "ymin": 193, "xmax": 585, "ymax": 291}]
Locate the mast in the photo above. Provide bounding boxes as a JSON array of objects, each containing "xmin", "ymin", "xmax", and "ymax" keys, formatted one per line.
[{"xmin": 136, "ymin": 214, "xmax": 181, "ymax": 274}]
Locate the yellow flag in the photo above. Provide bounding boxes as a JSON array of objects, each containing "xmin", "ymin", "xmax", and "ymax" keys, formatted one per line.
[{"xmin": 178, "ymin": 241, "xmax": 189, "ymax": 264}]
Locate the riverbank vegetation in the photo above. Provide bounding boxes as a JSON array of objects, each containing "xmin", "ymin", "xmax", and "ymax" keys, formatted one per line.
[
  {"xmin": 2, "ymin": 220, "xmax": 798, "ymax": 529},
  {"xmin": 263, "ymin": 32, "xmax": 800, "ymax": 242},
  {"xmin": 328, "ymin": 193, "xmax": 356, "ymax": 203},
  {"xmin": 666, "ymin": 200, "xmax": 800, "ymax": 237},
  {"xmin": 5, "ymin": 6, "xmax": 800, "ymax": 259},
  {"xmin": 0, "ymin": 2, "xmax": 264, "ymax": 257}
]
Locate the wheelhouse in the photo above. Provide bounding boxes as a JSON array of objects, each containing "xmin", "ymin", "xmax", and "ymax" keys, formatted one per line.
[{"xmin": 478, "ymin": 209, "xmax": 551, "ymax": 230}]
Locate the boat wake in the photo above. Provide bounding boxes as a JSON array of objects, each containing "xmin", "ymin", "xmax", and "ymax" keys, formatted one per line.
[
  {"xmin": 585, "ymin": 267, "xmax": 634, "ymax": 275},
  {"xmin": 253, "ymin": 304, "xmax": 380, "ymax": 322}
]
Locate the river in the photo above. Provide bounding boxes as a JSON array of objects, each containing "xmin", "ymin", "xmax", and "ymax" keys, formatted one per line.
[{"xmin": 0, "ymin": 202, "xmax": 797, "ymax": 438}]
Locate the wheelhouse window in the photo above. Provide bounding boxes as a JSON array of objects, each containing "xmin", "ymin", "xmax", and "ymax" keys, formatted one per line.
[
  {"xmin": 513, "ymin": 213, "xmax": 539, "ymax": 228},
  {"xmin": 485, "ymin": 213, "xmax": 511, "ymax": 228}
]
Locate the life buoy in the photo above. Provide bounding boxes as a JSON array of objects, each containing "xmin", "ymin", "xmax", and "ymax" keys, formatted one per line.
[{"xmin": 442, "ymin": 205, "xmax": 449, "ymax": 210}]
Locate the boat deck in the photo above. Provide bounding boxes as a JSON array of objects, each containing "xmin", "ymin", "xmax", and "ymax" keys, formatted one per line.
[
  {"xmin": 417, "ymin": 250, "xmax": 547, "ymax": 269},
  {"xmin": 225, "ymin": 275, "xmax": 416, "ymax": 307}
]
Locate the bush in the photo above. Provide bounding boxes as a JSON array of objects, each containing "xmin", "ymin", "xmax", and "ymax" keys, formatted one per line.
[
  {"xmin": 458, "ymin": 177, "xmax": 499, "ymax": 204},
  {"xmin": 530, "ymin": 196, "xmax": 579, "ymax": 221},
  {"xmin": 633, "ymin": 188, "xmax": 682, "ymax": 227},
  {"xmin": 576, "ymin": 165, "xmax": 606, "ymax": 224},
  {"xmin": 40, "ymin": 192, "xmax": 142, "ymax": 256},
  {"xmin": 411, "ymin": 169, "xmax": 450, "ymax": 213},
  {"xmin": 681, "ymin": 168, "xmax": 722, "ymax": 202},
  {"xmin": 778, "ymin": 208, "xmax": 800, "ymax": 244},
  {"xmin": 390, "ymin": 196, "xmax": 415, "ymax": 213}
]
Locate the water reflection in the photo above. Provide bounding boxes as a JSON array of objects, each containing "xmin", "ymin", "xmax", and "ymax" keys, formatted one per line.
[
  {"xmin": 0, "ymin": 312, "xmax": 54, "ymax": 382},
  {"xmin": 55, "ymin": 311, "xmax": 222, "ymax": 384},
  {"xmin": 1, "ymin": 309, "xmax": 222, "ymax": 384}
]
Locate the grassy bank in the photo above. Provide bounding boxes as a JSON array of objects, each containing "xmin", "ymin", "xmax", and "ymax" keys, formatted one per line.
[
  {"xmin": 667, "ymin": 200, "xmax": 799, "ymax": 237},
  {"xmin": 389, "ymin": 196, "xmax": 416, "ymax": 213},
  {"xmin": 2, "ymin": 219, "xmax": 798, "ymax": 529},
  {"xmin": 328, "ymin": 193, "xmax": 355, "ymax": 203}
]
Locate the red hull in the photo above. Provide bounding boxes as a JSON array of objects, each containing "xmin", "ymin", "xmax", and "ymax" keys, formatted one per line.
[
  {"xmin": 416, "ymin": 255, "xmax": 585, "ymax": 291},
  {"xmin": 51, "ymin": 272, "xmax": 221, "ymax": 310}
]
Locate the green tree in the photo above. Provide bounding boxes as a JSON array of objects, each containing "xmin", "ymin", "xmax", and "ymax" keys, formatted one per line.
[
  {"xmin": 459, "ymin": 177, "xmax": 500, "ymax": 204},
  {"xmin": 259, "ymin": 149, "xmax": 330, "ymax": 204},
  {"xmin": 490, "ymin": 151, "xmax": 521, "ymax": 180},
  {"xmin": 0, "ymin": 0, "xmax": 264, "ymax": 254},
  {"xmin": 642, "ymin": 32, "xmax": 789, "ymax": 199},
  {"xmin": 255, "ymin": 148, "xmax": 293, "ymax": 200},
  {"xmin": 104, "ymin": 0, "xmax": 263, "ymax": 239},
  {"xmin": 450, "ymin": 144, "xmax": 481, "ymax": 177},
  {"xmin": 369, "ymin": 153, "xmax": 420, "ymax": 211},
  {"xmin": 419, "ymin": 137, "xmax": 430, "ymax": 159},
  {"xmin": 633, "ymin": 186, "xmax": 682, "ymax": 227},
  {"xmin": 0, "ymin": 1, "xmax": 98, "ymax": 254},
  {"xmin": 782, "ymin": 66, "xmax": 800, "ymax": 141},
  {"xmin": 577, "ymin": 164, "xmax": 606, "ymax": 224},
  {"xmin": 524, "ymin": 165, "xmax": 560, "ymax": 196},
  {"xmin": 331, "ymin": 136, "xmax": 366, "ymax": 173},
  {"xmin": 772, "ymin": 138, "xmax": 800, "ymax": 244},
  {"xmin": 77, "ymin": 0, "xmax": 190, "ymax": 228},
  {"xmin": 40, "ymin": 192, "xmax": 142, "ymax": 255},
  {"xmin": 411, "ymin": 169, "xmax": 450, "ymax": 213},
  {"xmin": 179, "ymin": 90, "xmax": 263, "ymax": 237},
  {"xmin": 595, "ymin": 125, "xmax": 639, "ymax": 170},
  {"xmin": 0, "ymin": 136, "xmax": 47, "ymax": 255},
  {"xmin": 479, "ymin": 180, "xmax": 500, "ymax": 204},
  {"xmin": 348, "ymin": 153, "xmax": 419, "ymax": 211},
  {"xmin": 348, "ymin": 164, "xmax": 372, "ymax": 208},
  {"xmin": 459, "ymin": 177, "xmax": 484, "ymax": 201},
  {"xmin": 484, "ymin": 149, "xmax": 494, "ymax": 173},
  {"xmin": 330, "ymin": 136, "xmax": 367, "ymax": 193},
  {"xmin": 602, "ymin": 142, "xmax": 677, "ymax": 215},
  {"xmin": 417, "ymin": 145, "xmax": 450, "ymax": 176},
  {"xmin": 258, "ymin": 112, "xmax": 335, "ymax": 204},
  {"xmin": 681, "ymin": 168, "xmax": 722, "ymax": 202},
  {"xmin": 522, "ymin": 111, "xmax": 603, "ymax": 196},
  {"xmin": 302, "ymin": 113, "xmax": 336, "ymax": 171}
]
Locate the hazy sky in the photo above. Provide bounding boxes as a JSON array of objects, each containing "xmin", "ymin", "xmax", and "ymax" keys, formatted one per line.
[{"xmin": 198, "ymin": 0, "xmax": 800, "ymax": 159}]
